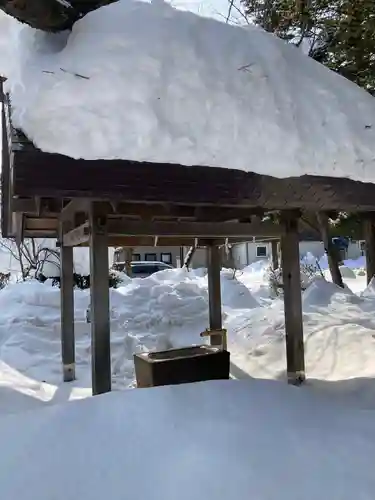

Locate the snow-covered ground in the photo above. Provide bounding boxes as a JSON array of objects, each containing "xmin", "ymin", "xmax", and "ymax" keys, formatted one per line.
[
  {"xmin": 2, "ymin": 378, "xmax": 375, "ymax": 500},
  {"xmin": 1, "ymin": 257, "xmax": 375, "ymax": 418},
  {"xmin": 1, "ymin": 0, "xmax": 375, "ymax": 181}
]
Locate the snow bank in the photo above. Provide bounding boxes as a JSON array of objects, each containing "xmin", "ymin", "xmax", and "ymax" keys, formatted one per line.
[
  {"xmin": 301, "ymin": 277, "xmax": 356, "ymax": 312},
  {"xmin": 0, "ymin": 269, "xmax": 261, "ymax": 391},
  {"xmin": 1, "ymin": 378, "xmax": 375, "ymax": 500},
  {"xmin": 0, "ymin": 261, "xmax": 374, "ymax": 415},
  {"xmin": 339, "ymin": 265, "xmax": 356, "ymax": 279},
  {"xmin": 2, "ymin": 0, "xmax": 375, "ymax": 182}
]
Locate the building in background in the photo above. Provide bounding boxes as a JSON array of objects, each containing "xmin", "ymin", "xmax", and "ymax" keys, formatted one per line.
[
  {"xmin": 231, "ymin": 238, "xmax": 365, "ymax": 269},
  {"xmin": 113, "ymin": 246, "xmax": 235, "ymax": 269}
]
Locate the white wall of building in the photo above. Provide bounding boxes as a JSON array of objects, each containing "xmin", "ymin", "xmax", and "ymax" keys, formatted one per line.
[{"xmin": 232, "ymin": 240, "xmax": 365, "ymax": 268}]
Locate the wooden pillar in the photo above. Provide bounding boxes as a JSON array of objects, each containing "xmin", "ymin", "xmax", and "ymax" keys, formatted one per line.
[
  {"xmin": 89, "ymin": 204, "xmax": 111, "ymax": 395},
  {"xmin": 60, "ymin": 244, "xmax": 75, "ymax": 382},
  {"xmin": 271, "ymin": 239, "xmax": 279, "ymax": 270},
  {"xmin": 207, "ymin": 243, "xmax": 223, "ymax": 346},
  {"xmin": 364, "ymin": 218, "xmax": 375, "ymax": 285},
  {"xmin": 280, "ymin": 213, "xmax": 305, "ymax": 385}
]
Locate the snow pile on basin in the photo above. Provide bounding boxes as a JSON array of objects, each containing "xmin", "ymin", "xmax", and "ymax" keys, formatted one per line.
[
  {"xmin": 2, "ymin": 0, "xmax": 375, "ymax": 181},
  {"xmin": 1, "ymin": 379, "xmax": 375, "ymax": 500}
]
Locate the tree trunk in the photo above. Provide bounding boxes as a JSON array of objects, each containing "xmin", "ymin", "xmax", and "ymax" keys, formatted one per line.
[
  {"xmin": 183, "ymin": 244, "xmax": 197, "ymax": 269},
  {"xmin": 317, "ymin": 212, "xmax": 344, "ymax": 288},
  {"xmin": 122, "ymin": 247, "xmax": 133, "ymax": 277},
  {"xmin": 0, "ymin": 0, "xmax": 118, "ymax": 32}
]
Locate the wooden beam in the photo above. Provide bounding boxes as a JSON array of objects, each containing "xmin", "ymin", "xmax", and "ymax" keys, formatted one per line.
[
  {"xmin": 207, "ymin": 243, "xmax": 223, "ymax": 347},
  {"xmin": 280, "ymin": 213, "xmax": 305, "ymax": 385},
  {"xmin": 23, "ymin": 230, "xmax": 58, "ymax": 238},
  {"xmin": 24, "ymin": 217, "xmax": 58, "ymax": 230},
  {"xmin": 1, "ymin": 96, "xmax": 11, "ymax": 238},
  {"xmin": 105, "ymin": 219, "xmax": 283, "ymax": 238},
  {"xmin": 60, "ymin": 199, "xmax": 90, "ymax": 222},
  {"xmin": 11, "ymin": 197, "xmax": 63, "ymax": 215},
  {"xmin": 63, "ymin": 222, "xmax": 90, "ymax": 247},
  {"xmin": 364, "ymin": 217, "xmax": 375, "ymax": 285},
  {"xmin": 60, "ymin": 245, "xmax": 75, "ymax": 382},
  {"xmin": 89, "ymin": 204, "xmax": 111, "ymax": 395},
  {"xmin": 68, "ymin": 235, "xmax": 277, "ymax": 248},
  {"xmin": 63, "ymin": 219, "xmax": 283, "ymax": 247},
  {"xmin": 11, "ymin": 198, "xmax": 267, "ymax": 221}
]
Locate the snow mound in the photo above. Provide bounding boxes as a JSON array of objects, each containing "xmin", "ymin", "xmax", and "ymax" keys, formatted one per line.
[
  {"xmin": 0, "ymin": 262, "xmax": 372, "ymax": 417},
  {"xmin": 339, "ymin": 265, "xmax": 356, "ymax": 279},
  {"xmin": 301, "ymin": 278, "xmax": 357, "ymax": 311},
  {"xmin": 1, "ymin": 379, "xmax": 375, "ymax": 500},
  {"xmin": 361, "ymin": 276, "xmax": 375, "ymax": 298},
  {"xmin": 115, "ymin": 271, "xmax": 209, "ymax": 332},
  {"xmin": 242, "ymin": 260, "xmax": 270, "ymax": 273},
  {"xmin": 220, "ymin": 271, "xmax": 259, "ymax": 309},
  {"xmin": 3, "ymin": 0, "xmax": 375, "ymax": 182},
  {"xmin": 0, "ymin": 275, "xmax": 210, "ymax": 389}
]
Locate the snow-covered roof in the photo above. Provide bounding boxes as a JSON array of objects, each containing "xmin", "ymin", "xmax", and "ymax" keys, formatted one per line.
[{"xmin": 2, "ymin": 0, "xmax": 375, "ymax": 183}]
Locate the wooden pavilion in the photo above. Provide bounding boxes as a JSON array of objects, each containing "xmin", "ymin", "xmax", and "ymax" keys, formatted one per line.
[{"xmin": 2, "ymin": 82, "xmax": 375, "ymax": 395}]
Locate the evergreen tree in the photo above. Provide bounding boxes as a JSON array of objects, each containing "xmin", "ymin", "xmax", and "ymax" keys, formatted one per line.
[{"xmin": 242, "ymin": 0, "xmax": 375, "ymax": 93}]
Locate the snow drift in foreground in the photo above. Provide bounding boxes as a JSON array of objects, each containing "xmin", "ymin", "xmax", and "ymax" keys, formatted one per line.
[
  {"xmin": 1, "ymin": 378, "xmax": 375, "ymax": 500},
  {"xmin": 2, "ymin": 0, "xmax": 375, "ymax": 182}
]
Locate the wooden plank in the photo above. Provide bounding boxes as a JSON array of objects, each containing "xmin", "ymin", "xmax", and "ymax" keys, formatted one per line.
[
  {"xmin": 364, "ymin": 217, "xmax": 375, "ymax": 285},
  {"xmin": 63, "ymin": 219, "xmax": 283, "ymax": 247},
  {"xmin": 89, "ymin": 204, "xmax": 111, "ymax": 395},
  {"xmin": 105, "ymin": 219, "xmax": 283, "ymax": 238},
  {"xmin": 60, "ymin": 199, "xmax": 89, "ymax": 222},
  {"xmin": 280, "ymin": 213, "xmax": 305, "ymax": 385},
  {"xmin": 207, "ymin": 243, "xmax": 223, "ymax": 347},
  {"xmin": 60, "ymin": 244, "xmax": 75, "ymax": 382},
  {"xmin": 63, "ymin": 222, "xmax": 90, "ymax": 246},
  {"xmin": 24, "ymin": 217, "xmax": 58, "ymax": 230},
  {"xmin": 11, "ymin": 147, "xmax": 375, "ymax": 211},
  {"xmin": 24, "ymin": 230, "xmax": 58, "ymax": 238}
]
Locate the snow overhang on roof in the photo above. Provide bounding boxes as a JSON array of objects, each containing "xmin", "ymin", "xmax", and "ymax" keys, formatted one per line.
[{"xmin": 1, "ymin": 0, "xmax": 375, "ymax": 184}]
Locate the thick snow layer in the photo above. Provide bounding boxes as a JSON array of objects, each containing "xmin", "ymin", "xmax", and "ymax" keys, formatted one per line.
[
  {"xmin": 2, "ymin": 1, "xmax": 375, "ymax": 182},
  {"xmin": 1, "ymin": 379, "xmax": 375, "ymax": 500}
]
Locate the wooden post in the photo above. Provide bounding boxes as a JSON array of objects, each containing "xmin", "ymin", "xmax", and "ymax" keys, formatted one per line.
[
  {"xmin": 60, "ymin": 244, "xmax": 75, "ymax": 382},
  {"xmin": 207, "ymin": 243, "xmax": 223, "ymax": 346},
  {"xmin": 280, "ymin": 213, "xmax": 305, "ymax": 385},
  {"xmin": 89, "ymin": 204, "xmax": 111, "ymax": 395},
  {"xmin": 271, "ymin": 240, "xmax": 279, "ymax": 270},
  {"xmin": 364, "ymin": 218, "xmax": 375, "ymax": 285}
]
